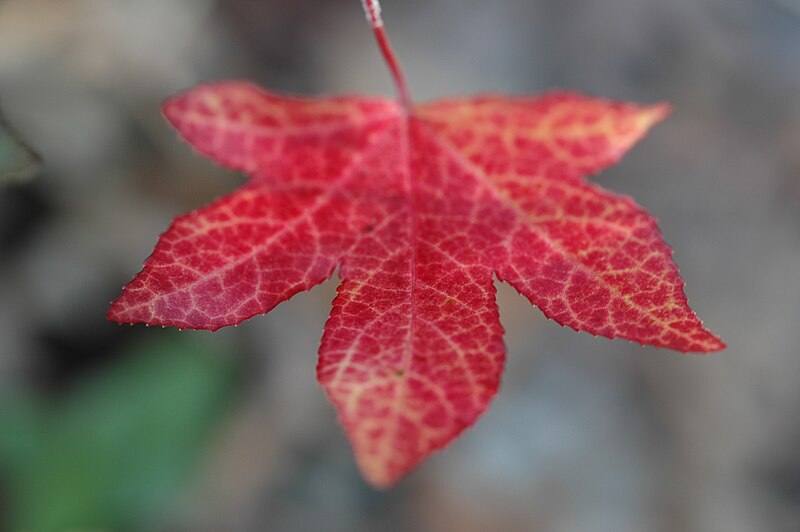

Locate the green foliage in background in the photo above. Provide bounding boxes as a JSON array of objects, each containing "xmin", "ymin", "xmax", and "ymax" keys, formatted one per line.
[
  {"xmin": 0, "ymin": 333, "xmax": 241, "ymax": 531},
  {"xmin": 0, "ymin": 106, "xmax": 41, "ymax": 184}
]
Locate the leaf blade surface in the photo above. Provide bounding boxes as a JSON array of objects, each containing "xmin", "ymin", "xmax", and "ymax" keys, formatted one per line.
[{"xmin": 109, "ymin": 83, "xmax": 723, "ymax": 486}]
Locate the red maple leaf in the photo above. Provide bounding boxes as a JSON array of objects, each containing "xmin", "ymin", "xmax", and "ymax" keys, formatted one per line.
[{"xmin": 109, "ymin": 1, "xmax": 724, "ymax": 487}]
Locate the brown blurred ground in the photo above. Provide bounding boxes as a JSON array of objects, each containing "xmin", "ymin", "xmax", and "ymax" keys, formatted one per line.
[{"xmin": 1, "ymin": 0, "xmax": 799, "ymax": 531}]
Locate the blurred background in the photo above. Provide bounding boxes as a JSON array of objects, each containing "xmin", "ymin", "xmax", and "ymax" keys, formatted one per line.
[{"xmin": 0, "ymin": 0, "xmax": 799, "ymax": 530}]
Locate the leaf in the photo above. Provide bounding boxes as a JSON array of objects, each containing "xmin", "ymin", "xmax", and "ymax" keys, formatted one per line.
[
  {"xmin": 2, "ymin": 334, "xmax": 240, "ymax": 531},
  {"xmin": 108, "ymin": 83, "xmax": 723, "ymax": 486},
  {"xmin": 108, "ymin": 4, "xmax": 723, "ymax": 488},
  {"xmin": 0, "ymin": 107, "xmax": 41, "ymax": 185}
]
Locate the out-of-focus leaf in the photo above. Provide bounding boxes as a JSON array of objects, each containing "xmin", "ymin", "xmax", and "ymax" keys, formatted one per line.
[
  {"xmin": 0, "ymin": 396, "xmax": 42, "ymax": 477},
  {"xmin": 0, "ymin": 108, "xmax": 41, "ymax": 184},
  {"xmin": 5, "ymin": 333, "xmax": 241, "ymax": 532}
]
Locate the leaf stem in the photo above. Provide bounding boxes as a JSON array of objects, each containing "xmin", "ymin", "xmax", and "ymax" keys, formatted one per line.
[{"xmin": 360, "ymin": 0, "xmax": 412, "ymax": 110}]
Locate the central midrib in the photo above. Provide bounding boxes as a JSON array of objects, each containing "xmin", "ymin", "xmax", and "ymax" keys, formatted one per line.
[{"xmin": 380, "ymin": 115, "xmax": 415, "ymax": 467}]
